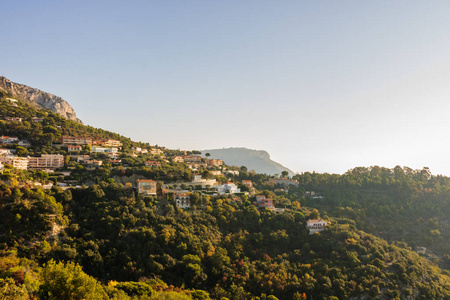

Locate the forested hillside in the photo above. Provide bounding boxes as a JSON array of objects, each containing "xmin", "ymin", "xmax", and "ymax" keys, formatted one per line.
[
  {"xmin": 0, "ymin": 99, "xmax": 133, "ymax": 153},
  {"xmin": 290, "ymin": 167, "xmax": 450, "ymax": 270},
  {"xmin": 1, "ymin": 96, "xmax": 450, "ymax": 299},
  {"xmin": 2, "ymin": 177, "xmax": 450, "ymax": 299}
]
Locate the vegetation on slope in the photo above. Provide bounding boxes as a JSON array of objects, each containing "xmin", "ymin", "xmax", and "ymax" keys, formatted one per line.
[
  {"xmin": 288, "ymin": 167, "xmax": 450, "ymax": 269},
  {"xmin": 1, "ymin": 97, "xmax": 450, "ymax": 299},
  {"xmin": 1, "ymin": 176, "xmax": 450, "ymax": 299}
]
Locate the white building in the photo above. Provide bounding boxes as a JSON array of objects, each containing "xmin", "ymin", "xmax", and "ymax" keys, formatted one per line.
[
  {"xmin": 305, "ymin": 191, "xmax": 324, "ymax": 199},
  {"xmin": 0, "ymin": 148, "xmax": 13, "ymax": 156},
  {"xmin": 42, "ymin": 182, "xmax": 54, "ymax": 189},
  {"xmin": 215, "ymin": 182, "xmax": 241, "ymax": 195},
  {"xmin": 0, "ymin": 156, "xmax": 29, "ymax": 170},
  {"xmin": 102, "ymin": 139, "xmax": 122, "ymax": 148},
  {"xmin": 189, "ymin": 175, "xmax": 217, "ymax": 188},
  {"xmin": 18, "ymin": 140, "xmax": 31, "ymax": 147},
  {"xmin": 67, "ymin": 145, "xmax": 82, "ymax": 152},
  {"xmin": 91, "ymin": 146, "xmax": 118, "ymax": 153},
  {"xmin": 306, "ymin": 219, "xmax": 327, "ymax": 235},
  {"xmin": 226, "ymin": 170, "xmax": 240, "ymax": 176},
  {"xmin": 6, "ymin": 117, "xmax": 22, "ymax": 122},
  {"xmin": 31, "ymin": 117, "xmax": 44, "ymax": 122},
  {"xmin": 0, "ymin": 136, "xmax": 19, "ymax": 144}
]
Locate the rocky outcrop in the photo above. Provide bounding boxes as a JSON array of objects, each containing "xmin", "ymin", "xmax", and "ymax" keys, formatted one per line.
[{"xmin": 0, "ymin": 76, "xmax": 82, "ymax": 123}]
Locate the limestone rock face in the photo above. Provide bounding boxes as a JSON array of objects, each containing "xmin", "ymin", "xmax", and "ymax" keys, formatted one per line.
[
  {"xmin": 0, "ymin": 76, "xmax": 82, "ymax": 123},
  {"xmin": 201, "ymin": 147, "xmax": 295, "ymax": 176}
]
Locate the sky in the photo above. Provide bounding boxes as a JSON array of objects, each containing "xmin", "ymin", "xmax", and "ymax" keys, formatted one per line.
[{"xmin": 2, "ymin": 1, "xmax": 450, "ymax": 175}]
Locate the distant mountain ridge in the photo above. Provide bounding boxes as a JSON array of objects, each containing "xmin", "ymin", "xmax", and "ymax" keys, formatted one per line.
[
  {"xmin": 0, "ymin": 76, "xmax": 81, "ymax": 123},
  {"xmin": 201, "ymin": 147, "xmax": 295, "ymax": 176}
]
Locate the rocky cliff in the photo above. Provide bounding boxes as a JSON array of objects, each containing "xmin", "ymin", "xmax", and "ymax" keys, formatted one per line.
[
  {"xmin": 0, "ymin": 76, "xmax": 81, "ymax": 123},
  {"xmin": 201, "ymin": 147, "xmax": 295, "ymax": 176}
]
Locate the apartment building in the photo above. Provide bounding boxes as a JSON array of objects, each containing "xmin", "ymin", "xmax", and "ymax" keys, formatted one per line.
[
  {"xmin": 62, "ymin": 136, "xmax": 93, "ymax": 145},
  {"xmin": 137, "ymin": 179, "xmax": 157, "ymax": 195},
  {"xmin": 28, "ymin": 154, "xmax": 64, "ymax": 170}
]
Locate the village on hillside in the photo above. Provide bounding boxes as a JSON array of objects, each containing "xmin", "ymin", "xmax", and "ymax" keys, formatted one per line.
[{"xmin": 0, "ymin": 98, "xmax": 327, "ymax": 234}]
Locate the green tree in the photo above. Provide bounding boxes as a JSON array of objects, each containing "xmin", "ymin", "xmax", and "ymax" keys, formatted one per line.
[
  {"xmin": 115, "ymin": 281, "xmax": 153, "ymax": 297},
  {"xmin": 15, "ymin": 146, "xmax": 28, "ymax": 156},
  {"xmin": 39, "ymin": 260, "xmax": 108, "ymax": 300},
  {"xmin": 0, "ymin": 278, "xmax": 28, "ymax": 300},
  {"xmin": 192, "ymin": 290, "xmax": 211, "ymax": 300}
]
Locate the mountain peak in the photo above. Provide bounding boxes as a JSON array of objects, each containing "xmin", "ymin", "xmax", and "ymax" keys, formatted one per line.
[
  {"xmin": 0, "ymin": 76, "xmax": 82, "ymax": 123},
  {"xmin": 201, "ymin": 147, "xmax": 294, "ymax": 175}
]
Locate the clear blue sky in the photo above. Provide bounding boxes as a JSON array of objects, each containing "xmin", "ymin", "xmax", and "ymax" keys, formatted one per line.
[{"xmin": 3, "ymin": 1, "xmax": 450, "ymax": 175}]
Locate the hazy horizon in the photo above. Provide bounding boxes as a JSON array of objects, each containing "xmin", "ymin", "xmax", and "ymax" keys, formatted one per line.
[{"xmin": 3, "ymin": 1, "xmax": 450, "ymax": 176}]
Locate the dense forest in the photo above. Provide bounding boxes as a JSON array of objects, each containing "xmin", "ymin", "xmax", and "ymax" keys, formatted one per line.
[
  {"xmin": 1, "ymin": 97, "xmax": 450, "ymax": 299},
  {"xmin": 288, "ymin": 167, "xmax": 450, "ymax": 269}
]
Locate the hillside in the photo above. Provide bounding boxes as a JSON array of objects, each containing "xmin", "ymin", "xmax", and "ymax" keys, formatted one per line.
[
  {"xmin": 201, "ymin": 147, "xmax": 295, "ymax": 176},
  {"xmin": 1, "ymin": 85, "xmax": 450, "ymax": 299},
  {"xmin": 292, "ymin": 167, "xmax": 450, "ymax": 270},
  {"xmin": 0, "ymin": 76, "xmax": 81, "ymax": 123},
  {"xmin": 2, "ymin": 174, "xmax": 450, "ymax": 299}
]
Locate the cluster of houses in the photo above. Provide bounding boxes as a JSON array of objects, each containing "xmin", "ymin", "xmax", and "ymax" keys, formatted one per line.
[
  {"xmin": 136, "ymin": 176, "xmax": 328, "ymax": 233},
  {"xmin": 138, "ymin": 175, "xmax": 245, "ymax": 209},
  {"xmin": 61, "ymin": 136, "xmax": 121, "ymax": 158},
  {"xmin": 1, "ymin": 115, "xmax": 328, "ymax": 232},
  {"xmin": 59, "ymin": 137, "xmax": 123, "ymax": 167},
  {"xmin": 0, "ymin": 135, "xmax": 127, "ymax": 172},
  {"xmin": 1, "ymin": 102, "xmax": 330, "ymax": 235},
  {"xmin": 141, "ymin": 154, "xmax": 229, "ymax": 177},
  {"xmin": 1, "ymin": 131, "xmax": 231, "ymax": 176},
  {"xmin": 132, "ymin": 146, "xmax": 163, "ymax": 156},
  {"xmin": 1, "ymin": 133, "xmax": 129, "ymax": 170},
  {"xmin": 137, "ymin": 174, "xmax": 273, "ymax": 211},
  {"xmin": 0, "ymin": 144, "xmax": 64, "ymax": 171}
]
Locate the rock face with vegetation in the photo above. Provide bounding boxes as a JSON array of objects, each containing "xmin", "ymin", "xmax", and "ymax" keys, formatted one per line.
[
  {"xmin": 0, "ymin": 76, "xmax": 81, "ymax": 123},
  {"xmin": 202, "ymin": 147, "xmax": 294, "ymax": 176}
]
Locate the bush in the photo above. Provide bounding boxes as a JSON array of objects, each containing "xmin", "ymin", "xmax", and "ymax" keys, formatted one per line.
[{"xmin": 39, "ymin": 260, "xmax": 107, "ymax": 300}]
